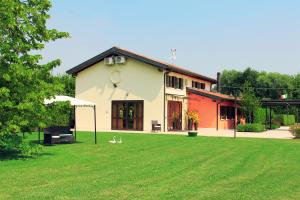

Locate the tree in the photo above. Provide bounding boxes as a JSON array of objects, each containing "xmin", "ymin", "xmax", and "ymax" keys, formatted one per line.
[
  {"xmin": 0, "ymin": 0, "xmax": 69, "ymax": 153},
  {"xmin": 240, "ymin": 82, "xmax": 261, "ymax": 123},
  {"xmin": 220, "ymin": 68, "xmax": 298, "ymax": 100},
  {"xmin": 54, "ymin": 74, "xmax": 75, "ymax": 97}
]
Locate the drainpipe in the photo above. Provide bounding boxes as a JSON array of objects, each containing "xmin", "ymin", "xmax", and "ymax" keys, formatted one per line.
[{"xmin": 163, "ymin": 71, "xmax": 167, "ymax": 132}]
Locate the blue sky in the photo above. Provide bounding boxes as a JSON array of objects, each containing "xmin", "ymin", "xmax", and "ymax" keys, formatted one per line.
[{"xmin": 42, "ymin": 0, "xmax": 300, "ymax": 78}]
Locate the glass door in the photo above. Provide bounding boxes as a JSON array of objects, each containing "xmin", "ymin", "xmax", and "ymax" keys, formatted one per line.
[{"xmin": 112, "ymin": 101, "xmax": 143, "ymax": 130}]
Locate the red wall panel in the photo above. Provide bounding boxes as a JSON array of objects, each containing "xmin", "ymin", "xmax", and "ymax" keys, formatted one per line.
[{"xmin": 187, "ymin": 92, "xmax": 236, "ymax": 129}]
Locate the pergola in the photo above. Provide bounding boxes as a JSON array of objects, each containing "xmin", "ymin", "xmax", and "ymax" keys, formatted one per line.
[
  {"xmin": 261, "ymin": 99, "xmax": 300, "ymax": 129},
  {"xmin": 44, "ymin": 95, "xmax": 97, "ymax": 144}
]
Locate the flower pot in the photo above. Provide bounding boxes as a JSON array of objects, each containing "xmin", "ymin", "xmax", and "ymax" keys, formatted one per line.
[
  {"xmin": 188, "ymin": 131, "xmax": 198, "ymax": 137},
  {"xmin": 188, "ymin": 119, "xmax": 193, "ymax": 130},
  {"xmin": 194, "ymin": 123, "xmax": 198, "ymax": 130}
]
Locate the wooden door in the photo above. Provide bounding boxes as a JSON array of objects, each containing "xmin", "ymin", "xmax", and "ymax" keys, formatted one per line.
[{"xmin": 167, "ymin": 101, "xmax": 182, "ymax": 131}]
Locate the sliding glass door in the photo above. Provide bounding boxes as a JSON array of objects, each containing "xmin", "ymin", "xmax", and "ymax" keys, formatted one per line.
[{"xmin": 112, "ymin": 101, "xmax": 143, "ymax": 130}]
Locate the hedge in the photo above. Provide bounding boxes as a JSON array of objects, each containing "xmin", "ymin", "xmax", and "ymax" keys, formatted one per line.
[
  {"xmin": 275, "ymin": 114, "xmax": 296, "ymax": 126},
  {"xmin": 237, "ymin": 123, "xmax": 266, "ymax": 132},
  {"xmin": 253, "ymin": 108, "xmax": 275, "ymax": 124}
]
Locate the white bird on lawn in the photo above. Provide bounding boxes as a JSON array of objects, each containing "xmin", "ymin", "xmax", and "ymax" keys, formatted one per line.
[
  {"xmin": 117, "ymin": 137, "xmax": 122, "ymax": 144},
  {"xmin": 109, "ymin": 136, "xmax": 117, "ymax": 144}
]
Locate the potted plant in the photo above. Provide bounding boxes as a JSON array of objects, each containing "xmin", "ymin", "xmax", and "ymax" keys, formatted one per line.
[
  {"xmin": 186, "ymin": 111, "xmax": 194, "ymax": 130},
  {"xmin": 188, "ymin": 131, "xmax": 198, "ymax": 137},
  {"xmin": 172, "ymin": 112, "xmax": 180, "ymax": 130},
  {"xmin": 186, "ymin": 111, "xmax": 199, "ymax": 130},
  {"xmin": 289, "ymin": 124, "xmax": 300, "ymax": 138},
  {"xmin": 187, "ymin": 111, "xmax": 199, "ymax": 137}
]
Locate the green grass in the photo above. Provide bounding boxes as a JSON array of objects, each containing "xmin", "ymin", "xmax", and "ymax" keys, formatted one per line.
[{"xmin": 1, "ymin": 132, "xmax": 300, "ymax": 200}]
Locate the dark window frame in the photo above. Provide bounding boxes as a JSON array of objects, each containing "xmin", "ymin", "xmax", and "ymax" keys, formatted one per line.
[
  {"xmin": 166, "ymin": 75, "xmax": 184, "ymax": 90},
  {"xmin": 111, "ymin": 100, "xmax": 144, "ymax": 131},
  {"xmin": 220, "ymin": 106, "xmax": 235, "ymax": 120},
  {"xmin": 192, "ymin": 80, "xmax": 206, "ymax": 90}
]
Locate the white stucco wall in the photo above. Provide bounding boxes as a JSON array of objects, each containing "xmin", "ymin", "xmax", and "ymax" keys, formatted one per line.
[
  {"xmin": 75, "ymin": 58, "xmax": 164, "ymax": 132},
  {"xmin": 164, "ymin": 72, "xmax": 212, "ymax": 131}
]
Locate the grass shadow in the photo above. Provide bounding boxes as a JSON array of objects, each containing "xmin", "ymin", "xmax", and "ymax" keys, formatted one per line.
[
  {"xmin": 29, "ymin": 140, "xmax": 83, "ymax": 146},
  {"xmin": 0, "ymin": 149, "xmax": 54, "ymax": 161}
]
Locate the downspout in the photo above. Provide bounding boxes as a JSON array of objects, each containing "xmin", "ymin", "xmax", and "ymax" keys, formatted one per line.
[
  {"xmin": 163, "ymin": 71, "xmax": 167, "ymax": 132},
  {"xmin": 163, "ymin": 70, "xmax": 170, "ymax": 132}
]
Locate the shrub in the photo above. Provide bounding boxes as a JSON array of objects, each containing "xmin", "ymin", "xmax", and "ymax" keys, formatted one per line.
[
  {"xmin": 237, "ymin": 123, "xmax": 266, "ymax": 132},
  {"xmin": 253, "ymin": 108, "xmax": 275, "ymax": 124},
  {"xmin": 46, "ymin": 102, "xmax": 72, "ymax": 127},
  {"xmin": 276, "ymin": 115, "xmax": 296, "ymax": 126},
  {"xmin": 0, "ymin": 133, "xmax": 42, "ymax": 156},
  {"xmin": 270, "ymin": 124, "xmax": 280, "ymax": 130},
  {"xmin": 289, "ymin": 124, "xmax": 300, "ymax": 138}
]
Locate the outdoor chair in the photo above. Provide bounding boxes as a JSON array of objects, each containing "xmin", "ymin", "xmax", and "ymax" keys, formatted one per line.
[
  {"xmin": 152, "ymin": 120, "xmax": 161, "ymax": 132},
  {"xmin": 44, "ymin": 126, "xmax": 74, "ymax": 145}
]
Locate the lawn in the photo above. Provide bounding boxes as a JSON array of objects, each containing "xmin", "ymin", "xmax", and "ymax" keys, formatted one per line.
[{"xmin": 1, "ymin": 132, "xmax": 300, "ymax": 200}]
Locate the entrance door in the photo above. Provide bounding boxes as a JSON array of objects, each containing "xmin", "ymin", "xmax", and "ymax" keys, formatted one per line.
[
  {"xmin": 168, "ymin": 101, "xmax": 182, "ymax": 131},
  {"xmin": 112, "ymin": 101, "xmax": 143, "ymax": 130}
]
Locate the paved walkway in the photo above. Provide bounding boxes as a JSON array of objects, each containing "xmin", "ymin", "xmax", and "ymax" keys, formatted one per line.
[{"xmin": 167, "ymin": 126, "xmax": 294, "ymax": 139}]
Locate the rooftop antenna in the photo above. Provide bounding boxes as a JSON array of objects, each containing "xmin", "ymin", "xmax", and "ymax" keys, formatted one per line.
[{"xmin": 169, "ymin": 49, "xmax": 176, "ymax": 64}]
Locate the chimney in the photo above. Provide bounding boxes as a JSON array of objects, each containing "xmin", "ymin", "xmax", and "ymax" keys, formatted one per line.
[{"xmin": 217, "ymin": 72, "xmax": 221, "ymax": 93}]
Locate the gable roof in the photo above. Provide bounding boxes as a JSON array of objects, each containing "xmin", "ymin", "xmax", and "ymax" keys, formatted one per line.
[
  {"xmin": 66, "ymin": 46, "xmax": 217, "ymax": 83},
  {"xmin": 187, "ymin": 87, "xmax": 240, "ymax": 101}
]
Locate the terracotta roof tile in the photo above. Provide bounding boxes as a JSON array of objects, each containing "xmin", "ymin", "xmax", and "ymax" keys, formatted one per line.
[{"xmin": 187, "ymin": 87, "xmax": 240, "ymax": 101}]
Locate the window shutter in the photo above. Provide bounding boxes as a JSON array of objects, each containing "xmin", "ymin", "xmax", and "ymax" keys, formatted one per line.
[{"xmin": 201, "ymin": 83, "xmax": 205, "ymax": 89}]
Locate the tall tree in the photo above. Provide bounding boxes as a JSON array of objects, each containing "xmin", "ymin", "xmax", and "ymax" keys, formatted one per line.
[
  {"xmin": 240, "ymin": 82, "xmax": 261, "ymax": 123},
  {"xmin": 0, "ymin": 0, "xmax": 69, "ymax": 152},
  {"xmin": 54, "ymin": 74, "xmax": 75, "ymax": 97}
]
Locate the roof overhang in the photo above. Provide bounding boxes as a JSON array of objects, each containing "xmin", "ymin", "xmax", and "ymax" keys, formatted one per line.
[
  {"xmin": 187, "ymin": 88, "xmax": 239, "ymax": 102},
  {"xmin": 66, "ymin": 47, "xmax": 217, "ymax": 83}
]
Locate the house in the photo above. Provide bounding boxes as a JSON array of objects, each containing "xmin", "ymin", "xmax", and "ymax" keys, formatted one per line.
[{"xmin": 67, "ymin": 47, "xmax": 240, "ymax": 132}]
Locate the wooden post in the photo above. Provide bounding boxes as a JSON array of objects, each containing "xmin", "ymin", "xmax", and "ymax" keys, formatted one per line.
[
  {"xmin": 216, "ymin": 103, "xmax": 219, "ymax": 131},
  {"xmin": 234, "ymin": 95, "xmax": 237, "ymax": 139},
  {"xmin": 94, "ymin": 105, "xmax": 97, "ymax": 144},
  {"xmin": 38, "ymin": 127, "xmax": 40, "ymax": 144},
  {"xmin": 265, "ymin": 107, "xmax": 268, "ymax": 129},
  {"xmin": 269, "ymin": 106, "xmax": 272, "ymax": 130}
]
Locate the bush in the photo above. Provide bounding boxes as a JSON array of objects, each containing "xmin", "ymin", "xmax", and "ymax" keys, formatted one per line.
[
  {"xmin": 289, "ymin": 124, "xmax": 300, "ymax": 138},
  {"xmin": 253, "ymin": 108, "xmax": 275, "ymax": 124},
  {"xmin": 46, "ymin": 102, "xmax": 72, "ymax": 127},
  {"xmin": 237, "ymin": 123, "xmax": 266, "ymax": 132},
  {"xmin": 0, "ymin": 133, "xmax": 42, "ymax": 156},
  {"xmin": 270, "ymin": 124, "xmax": 280, "ymax": 130},
  {"xmin": 276, "ymin": 115, "xmax": 296, "ymax": 126}
]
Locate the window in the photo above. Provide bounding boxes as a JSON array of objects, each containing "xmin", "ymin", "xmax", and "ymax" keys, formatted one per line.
[
  {"xmin": 220, "ymin": 106, "xmax": 235, "ymax": 120},
  {"xmin": 166, "ymin": 75, "xmax": 184, "ymax": 89},
  {"xmin": 192, "ymin": 81, "xmax": 205, "ymax": 90},
  {"xmin": 200, "ymin": 83, "xmax": 205, "ymax": 89}
]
